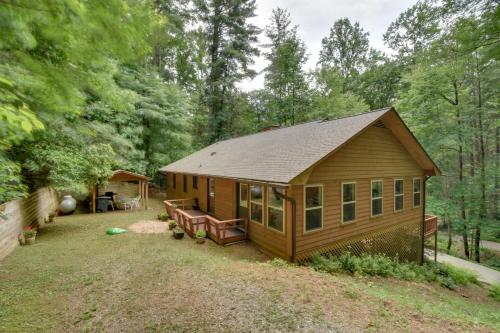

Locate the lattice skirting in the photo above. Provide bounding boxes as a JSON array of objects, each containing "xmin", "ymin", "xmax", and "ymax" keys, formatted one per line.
[{"xmin": 296, "ymin": 219, "xmax": 423, "ymax": 264}]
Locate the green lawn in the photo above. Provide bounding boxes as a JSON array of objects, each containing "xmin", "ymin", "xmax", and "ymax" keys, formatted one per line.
[{"xmin": 1, "ymin": 199, "xmax": 499, "ymax": 333}]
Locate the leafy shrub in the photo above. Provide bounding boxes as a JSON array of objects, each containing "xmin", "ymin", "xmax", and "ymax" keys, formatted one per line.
[
  {"xmin": 268, "ymin": 258, "xmax": 292, "ymax": 268},
  {"xmin": 309, "ymin": 252, "xmax": 479, "ymax": 289},
  {"xmin": 488, "ymin": 284, "xmax": 500, "ymax": 301},
  {"xmin": 23, "ymin": 229, "xmax": 36, "ymax": 238},
  {"xmin": 157, "ymin": 212, "xmax": 169, "ymax": 221},
  {"xmin": 195, "ymin": 229, "xmax": 206, "ymax": 238},
  {"xmin": 168, "ymin": 220, "xmax": 177, "ymax": 228}
]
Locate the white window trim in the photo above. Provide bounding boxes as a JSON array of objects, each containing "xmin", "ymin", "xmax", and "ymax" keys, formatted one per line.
[
  {"xmin": 303, "ymin": 184, "xmax": 323, "ymax": 234},
  {"xmin": 394, "ymin": 178, "xmax": 404, "ymax": 212},
  {"xmin": 341, "ymin": 181, "xmax": 357, "ymax": 224},
  {"xmin": 266, "ymin": 187, "xmax": 285, "ymax": 234},
  {"xmin": 250, "ymin": 184, "xmax": 264, "ymax": 224},
  {"xmin": 239, "ymin": 183, "xmax": 248, "ymax": 208},
  {"xmin": 413, "ymin": 177, "xmax": 421, "ymax": 208},
  {"xmin": 370, "ymin": 179, "xmax": 383, "ymax": 217}
]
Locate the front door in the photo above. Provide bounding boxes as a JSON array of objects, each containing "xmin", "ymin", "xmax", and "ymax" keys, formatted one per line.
[
  {"xmin": 237, "ymin": 183, "xmax": 249, "ymax": 219},
  {"xmin": 208, "ymin": 178, "xmax": 215, "ymax": 214}
]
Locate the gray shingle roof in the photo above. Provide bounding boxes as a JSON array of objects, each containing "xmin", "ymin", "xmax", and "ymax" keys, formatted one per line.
[{"xmin": 160, "ymin": 108, "xmax": 392, "ymax": 184}]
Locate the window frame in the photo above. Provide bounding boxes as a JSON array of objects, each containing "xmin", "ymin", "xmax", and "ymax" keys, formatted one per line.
[
  {"xmin": 341, "ymin": 181, "xmax": 357, "ymax": 224},
  {"xmin": 412, "ymin": 177, "xmax": 421, "ymax": 208},
  {"xmin": 394, "ymin": 178, "xmax": 404, "ymax": 212},
  {"xmin": 370, "ymin": 179, "xmax": 383, "ymax": 218},
  {"xmin": 303, "ymin": 184, "xmax": 324, "ymax": 234},
  {"xmin": 183, "ymin": 174, "xmax": 187, "ymax": 193},
  {"xmin": 192, "ymin": 176, "xmax": 198, "ymax": 190},
  {"xmin": 249, "ymin": 184, "xmax": 264, "ymax": 224},
  {"xmin": 239, "ymin": 183, "xmax": 248, "ymax": 208},
  {"xmin": 266, "ymin": 186, "xmax": 285, "ymax": 234}
]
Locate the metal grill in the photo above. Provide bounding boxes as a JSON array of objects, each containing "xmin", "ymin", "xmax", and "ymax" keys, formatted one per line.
[{"xmin": 296, "ymin": 219, "xmax": 423, "ymax": 264}]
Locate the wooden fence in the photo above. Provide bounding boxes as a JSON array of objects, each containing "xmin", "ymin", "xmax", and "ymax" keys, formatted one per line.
[{"xmin": 0, "ymin": 187, "xmax": 59, "ymax": 260}]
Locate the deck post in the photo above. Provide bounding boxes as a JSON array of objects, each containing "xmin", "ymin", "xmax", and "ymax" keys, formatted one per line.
[
  {"xmin": 145, "ymin": 181, "xmax": 149, "ymax": 209},
  {"xmin": 434, "ymin": 229, "xmax": 437, "ymax": 262}
]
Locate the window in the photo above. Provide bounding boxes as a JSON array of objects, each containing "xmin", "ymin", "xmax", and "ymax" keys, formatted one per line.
[
  {"xmin": 413, "ymin": 178, "xmax": 421, "ymax": 207},
  {"xmin": 172, "ymin": 173, "xmax": 176, "ymax": 189},
  {"xmin": 394, "ymin": 179, "xmax": 404, "ymax": 211},
  {"xmin": 239, "ymin": 184, "xmax": 248, "ymax": 208},
  {"xmin": 250, "ymin": 185, "xmax": 263, "ymax": 223},
  {"xmin": 183, "ymin": 175, "xmax": 187, "ymax": 192},
  {"xmin": 193, "ymin": 176, "xmax": 198, "ymax": 190},
  {"xmin": 304, "ymin": 185, "xmax": 323, "ymax": 232},
  {"xmin": 267, "ymin": 187, "xmax": 285, "ymax": 233},
  {"xmin": 342, "ymin": 182, "xmax": 356, "ymax": 223},
  {"xmin": 371, "ymin": 180, "xmax": 383, "ymax": 217}
]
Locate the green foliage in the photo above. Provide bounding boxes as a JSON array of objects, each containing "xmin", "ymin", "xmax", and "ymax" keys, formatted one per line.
[
  {"xmin": 310, "ymin": 253, "xmax": 479, "ymax": 289},
  {"xmin": 268, "ymin": 258, "xmax": 292, "ymax": 268},
  {"xmin": 196, "ymin": 0, "xmax": 261, "ymax": 143},
  {"xmin": 0, "ymin": 153, "xmax": 27, "ymax": 204},
  {"xmin": 195, "ymin": 229, "xmax": 206, "ymax": 238},
  {"xmin": 23, "ymin": 230, "xmax": 36, "ymax": 238},
  {"xmin": 319, "ymin": 18, "xmax": 370, "ymax": 79},
  {"xmin": 158, "ymin": 212, "xmax": 169, "ymax": 221},
  {"xmin": 168, "ymin": 220, "xmax": 177, "ymax": 228},
  {"xmin": 20, "ymin": 129, "xmax": 114, "ymax": 195},
  {"xmin": 263, "ymin": 8, "xmax": 310, "ymax": 126},
  {"xmin": 489, "ymin": 284, "xmax": 500, "ymax": 302}
]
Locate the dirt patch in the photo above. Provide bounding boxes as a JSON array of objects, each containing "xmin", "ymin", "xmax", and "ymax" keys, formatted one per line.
[{"xmin": 128, "ymin": 220, "xmax": 168, "ymax": 234}]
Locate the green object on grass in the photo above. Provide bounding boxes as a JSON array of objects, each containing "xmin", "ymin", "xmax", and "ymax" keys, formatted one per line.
[{"xmin": 106, "ymin": 228, "xmax": 128, "ymax": 235}]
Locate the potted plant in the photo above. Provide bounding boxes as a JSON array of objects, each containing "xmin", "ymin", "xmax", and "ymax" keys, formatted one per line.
[
  {"xmin": 157, "ymin": 212, "xmax": 169, "ymax": 222},
  {"xmin": 168, "ymin": 220, "xmax": 177, "ymax": 230},
  {"xmin": 195, "ymin": 229, "xmax": 206, "ymax": 244},
  {"xmin": 173, "ymin": 227, "xmax": 184, "ymax": 239},
  {"xmin": 23, "ymin": 227, "xmax": 37, "ymax": 245},
  {"xmin": 47, "ymin": 212, "xmax": 56, "ymax": 223}
]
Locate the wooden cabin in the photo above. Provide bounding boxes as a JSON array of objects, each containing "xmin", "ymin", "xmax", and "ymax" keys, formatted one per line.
[{"xmin": 160, "ymin": 108, "xmax": 440, "ymax": 263}]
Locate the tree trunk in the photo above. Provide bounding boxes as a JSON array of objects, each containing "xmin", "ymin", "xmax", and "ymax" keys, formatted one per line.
[
  {"xmin": 207, "ymin": 1, "xmax": 223, "ymax": 144},
  {"xmin": 456, "ymin": 89, "xmax": 469, "ymax": 259},
  {"xmin": 475, "ymin": 54, "xmax": 486, "ymax": 262}
]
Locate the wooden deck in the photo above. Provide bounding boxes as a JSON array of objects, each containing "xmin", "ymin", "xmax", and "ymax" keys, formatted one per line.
[
  {"xmin": 164, "ymin": 200, "xmax": 247, "ymax": 245},
  {"xmin": 424, "ymin": 215, "xmax": 438, "ymax": 238}
]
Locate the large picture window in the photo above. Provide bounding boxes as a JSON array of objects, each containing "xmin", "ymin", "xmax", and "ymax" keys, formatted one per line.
[
  {"xmin": 250, "ymin": 185, "xmax": 263, "ymax": 224},
  {"xmin": 371, "ymin": 180, "xmax": 383, "ymax": 217},
  {"xmin": 394, "ymin": 179, "xmax": 404, "ymax": 211},
  {"xmin": 413, "ymin": 178, "xmax": 421, "ymax": 207},
  {"xmin": 193, "ymin": 176, "xmax": 198, "ymax": 190},
  {"xmin": 183, "ymin": 175, "xmax": 187, "ymax": 192},
  {"xmin": 304, "ymin": 185, "xmax": 323, "ymax": 232},
  {"xmin": 172, "ymin": 173, "xmax": 176, "ymax": 189},
  {"xmin": 267, "ymin": 187, "xmax": 285, "ymax": 233},
  {"xmin": 342, "ymin": 182, "xmax": 356, "ymax": 223}
]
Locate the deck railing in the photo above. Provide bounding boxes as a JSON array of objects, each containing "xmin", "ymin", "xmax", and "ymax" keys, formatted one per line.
[
  {"xmin": 424, "ymin": 215, "xmax": 438, "ymax": 238},
  {"xmin": 164, "ymin": 198, "xmax": 193, "ymax": 221},
  {"xmin": 205, "ymin": 216, "xmax": 247, "ymax": 245},
  {"xmin": 165, "ymin": 200, "xmax": 247, "ymax": 245},
  {"xmin": 176, "ymin": 209, "xmax": 207, "ymax": 237}
]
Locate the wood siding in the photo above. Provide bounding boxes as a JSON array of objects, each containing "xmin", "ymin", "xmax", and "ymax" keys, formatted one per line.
[
  {"xmin": 295, "ymin": 125, "xmax": 424, "ymax": 255},
  {"xmin": 166, "ymin": 173, "xmax": 207, "ymax": 211},
  {"xmin": 245, "ymin": 184, "xmax": 288, "ymax": 259}
]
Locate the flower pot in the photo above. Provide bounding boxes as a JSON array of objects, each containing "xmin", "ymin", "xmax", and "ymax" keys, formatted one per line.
[
  {"xmin": 196, "ymin": 237, "xmax": 205, "ymax": 244},
  {"xmin": 173, "ymin": 230, "xmax": 184, "ymax": 239},
  {"xmin": 25, "ymin": 235, "xmax": 36, "ymax": 245},
  {"xmin": 168, "ymin": 224, "xmax": 176, "ymax": 230},
  {"xmin": 59, "ymin": 195, "xmax": 76, "ymax": 214}
]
